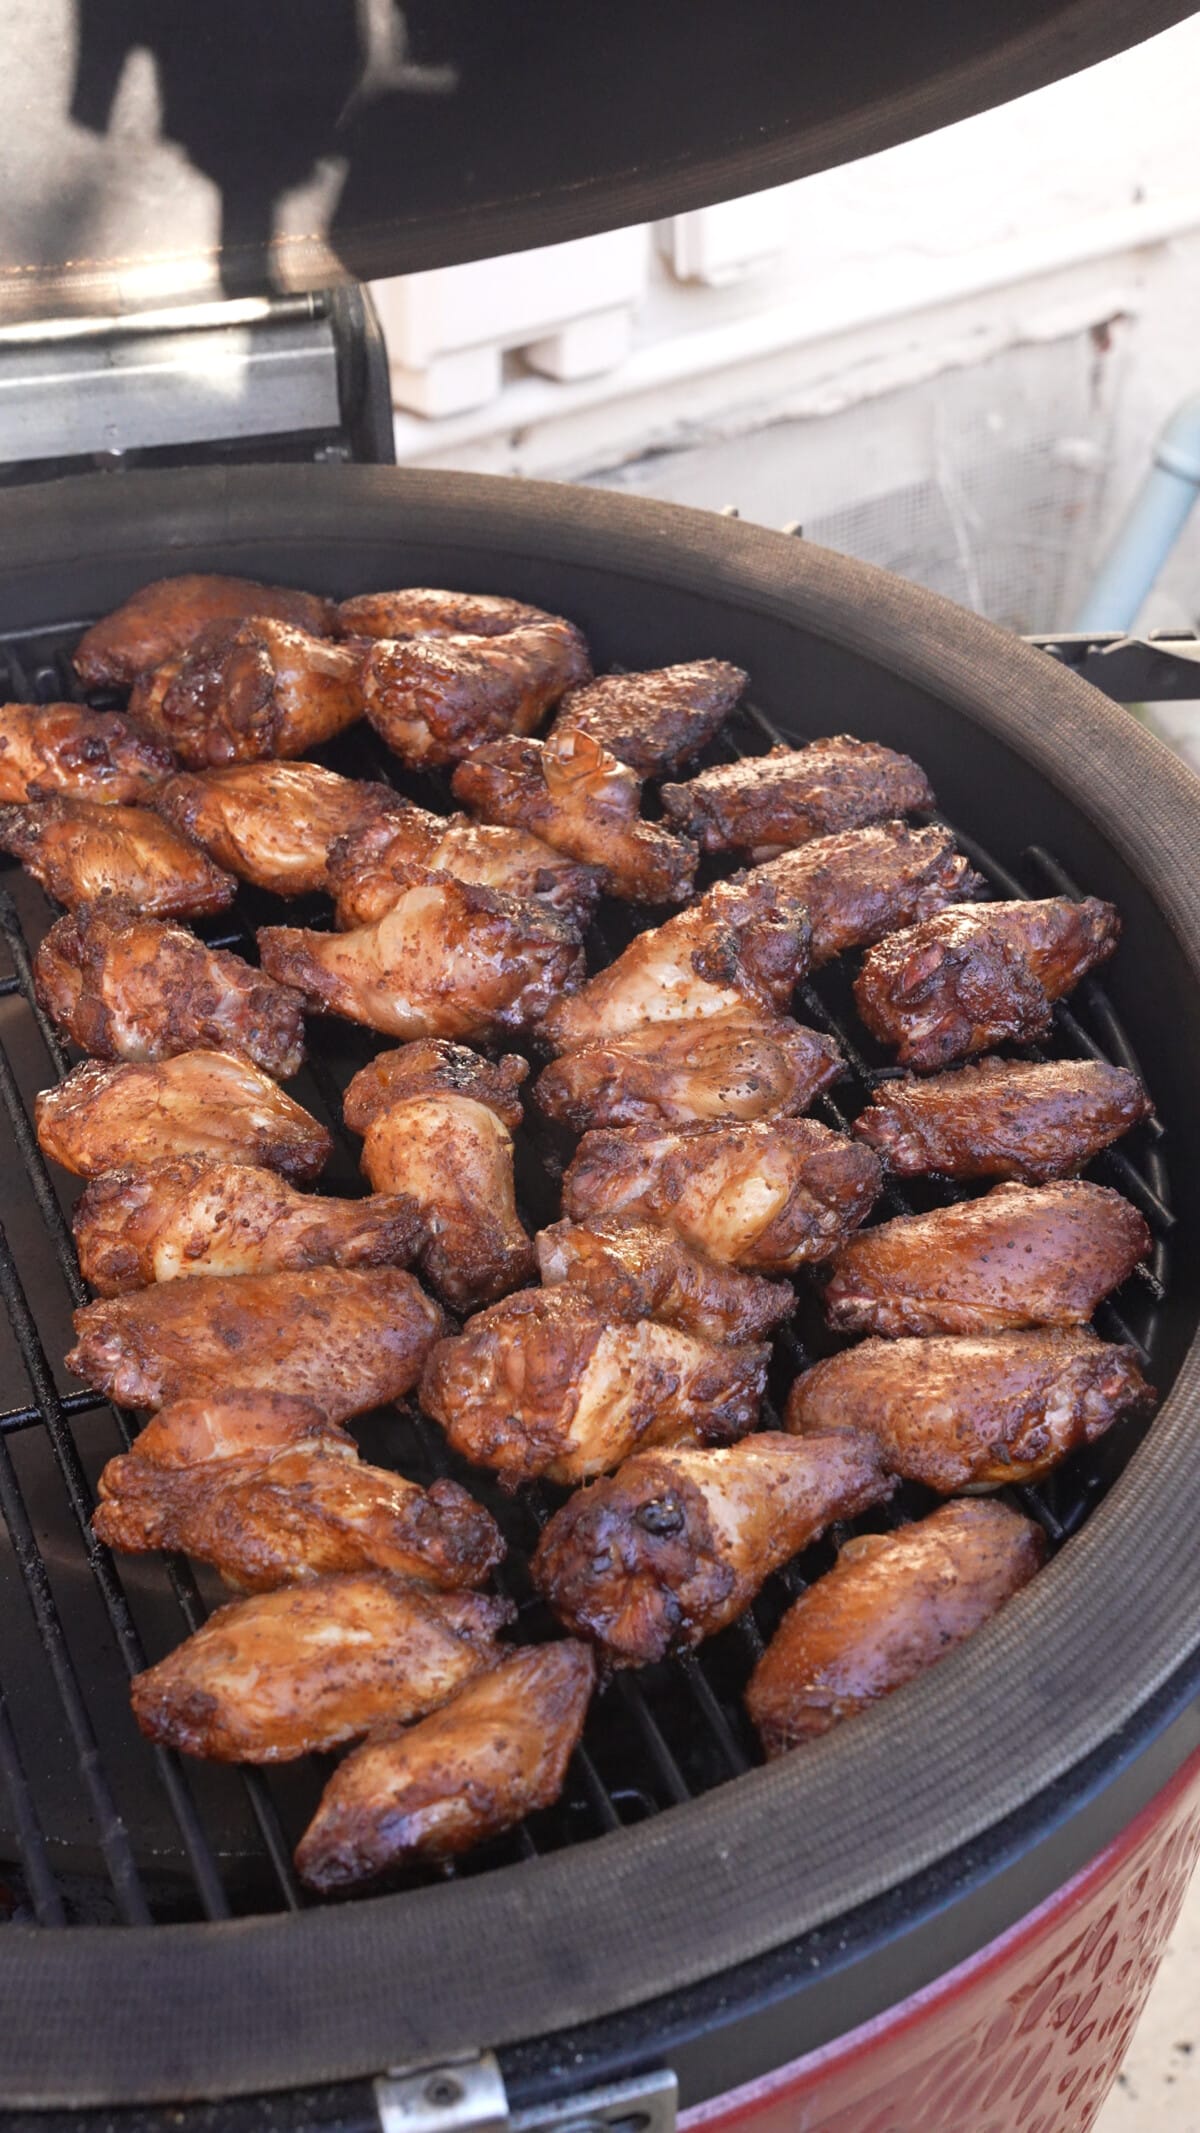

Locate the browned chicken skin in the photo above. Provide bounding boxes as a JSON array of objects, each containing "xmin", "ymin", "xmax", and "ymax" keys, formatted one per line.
[
  {"xmin": 661, "ymin": 736, "xmax": 935, "ymax": 857},
  {"xmin": 328, "ymin": 803, "xmax": 601, "ymax": 931},
  {"xmin": 155, "ymin": 761, "xmax": 402, "ymax": 896},
  {"xmin": 36, "ymin": 1050, "xmax": 331, "ymax": 1183},
  {"xmin": 853, "ymin": 898, "xmax": 1120, "ymax": 1069},
  {"xmin": 74, "ymin": 573, "xmax": 337, "ymax": 690},
  {"xmin": 0, "ymin": 702, "xmax": 175, "ymax": 805},
  {"xmin": 852, "ymin": 1057, "xmax": 1153, "ymax": 1182},
  {"xmin": 535, "ymin": 1217, "xmax": 794, "ymax": 1346},
  {"xmin": 295, "ymin": 1640, "xmax": 595, "ymax": 1890},
  {"xmin": 746, "ymin": 1500, "xmax": 1046, "ymax": 1754},
  {"xmin": 420, "ymin": 1285, "xmax": 769, "ymax": 1486},
  {"xmin": 0, "ymin": 797, "xmax": 235, "ymax": 916},
  {"xmin": 533, "ymin": 1431, "xmax": 893, "ymax": 1668},
  {"xmin": 362, "ymin": 618, "xmax": 591, "ymax": 768},
  {"xmin": 129, "ymin": 618, "xmax": 364, "ymax": 769},
  {"xmin": 752, "ymin": 820, "xmax": 985, "ymax": 964},
  {"xmin": 535, "ymin": 1010, "xmax": 842, "ymax": 1130},
  {"xmin": 34, "ymin": 902, "xmax": 306, "ymax": 1077},
  {"xmin": 337, "ymin": 588, "xmax": 553, "ymax": 640},
  {"xmin": 563, "ymin": 1119, "xmax": 881, "ymax": 1273},
  {"xmin": 117, "ymin": 1389, "xmax": 350, "ymax": 1468},
  {"xmin": 129, "ymin": 1573, "xmax": 512, "ymax": 1763},
  {"xmin": 452, "ymin": 728, "xmax": 698, "ymax": 905},
  {"xmin": 68, "ymin": 1265, "xmax": 446, "ymax": 1421},
  {"xmin": 550, "ymin": 659, "xmax": 746, "ymax": 777},
  {"xmin": 822, "ymin": 1180, "xmax": 1151, "ymax": 1337},
  {"xmin": 786, "ymin": 1327, "xmax": 1155, "ymax": 1491},
  {"xmin": 344, "ymin": 1041, "xmax": 533, "ymax": 1310}
]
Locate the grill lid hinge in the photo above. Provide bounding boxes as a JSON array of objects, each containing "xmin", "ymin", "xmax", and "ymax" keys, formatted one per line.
[{"xmin": 375, "ymin": 2054, "xmax": 677, "ymax": 2133}]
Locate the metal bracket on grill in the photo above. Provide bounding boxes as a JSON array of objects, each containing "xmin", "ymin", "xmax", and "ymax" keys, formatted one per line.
[
  {"xmin": 1025, "ymin": 629, "xmax": 1200, "ymax": 702},
  {"xmin": 375, "ymin": 2054, "xmax": 677, "ymax": 2133}
]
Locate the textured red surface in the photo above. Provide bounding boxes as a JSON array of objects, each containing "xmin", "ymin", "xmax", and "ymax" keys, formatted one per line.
[{"xmin": 683, "ymin": 1743, "xmax": 1200, "ymax": 2133}]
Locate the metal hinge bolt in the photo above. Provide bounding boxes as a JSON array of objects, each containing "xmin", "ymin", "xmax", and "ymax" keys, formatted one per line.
[{"xmin": 375, "ymin": 2052, "xmax": 677, "ymax": 2133}]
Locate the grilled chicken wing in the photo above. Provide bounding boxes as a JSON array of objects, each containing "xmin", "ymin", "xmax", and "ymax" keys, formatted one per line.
[
  {"xmin": 452, "ymin": 729, "xmax": 697, "ymax": 906},
  {"xmin": 0, "ymin": 701, "xmax": 174, "ymax": 805},
  {"xmin": 120, "ymin": 1389, "xmax": 349, "ymax": 1468},
  {"xmin": 853, "ymin": 898, "xmax": 1120, "ymax": 1069},
  {"xmin": 535, "ymin": 1009, "xmax": 842, "ymax": 1130},
  {"xmin": 344, "ymin": 1041, "xmax": 532, "ymax": 1310},
  {"xmin": 661, "ymin": 736, "xmax": 934, "ymax": 857},
  {"xmin": 128, "ymin": 618, "xmax": 364, "ymax": 769},
  {"xmin": 337, "ymin": 588, "xmax": 553, "ymax": 640},
  {"xmin": 259, "ymin": 869, "xmax": 584, "ymax": 1043},
  {"xmin": 533, "ymin": 1431, "xmax": 893, "ymax": 1669},
  {"xmin": 34, "ymin": 902, "xmax": 305, "ymax": 1076},
  {"xmin": 535, "ymin": 1217, "xmax": 794, "ymax": 1346},
  {"xmin": 420, "ymin": 1286, "xmax": 768, "ymax": 1486},
  {"xmin": 36, "ymin": 1050, "xmax": 331, "ymax": 1182},
  {"xmin": 68, "ymin": 1265, "xmax": 446, "ymax": 1420},
  {"xmin": 295, "ymin": 1640, "xmax": 594, "ymax": 1890},
  {"xmin": 362, "ymin": 618, "xmax": 590, "ymax": 769},
  {"xmin": 822, "ymin": 1180, "xmax": 1150, "ymax": 1337},
  {"xmin": 746, "ymin": 1500, "xmax": 1045, "ymax": 1754},
  {"xmin": 74, "ymin": 574, "xmax": 337, "ymax": 690},
  {"xmin": 753, "ymin": 821, "xmax": 985, "ymax": 964},
  {"xmin": 129, "ymin": 1573, "xmax": 512, "ymax": 1763},
  {"xmin": 155, "ymin": 761, "xmax": 402, "ymax": 897},
  {"xmin": 786, "ymin": 1328, "xmax": 1154, "ymax": 1491},
  {"xmin": 852, "ymin": 1057, "xmax": 1152, "ymax": 1182},
  {"xmin": 0, "ymin": 797, "xmax": 235, "ymax": 916},
  {"xmin": 550, "ymin": 659, "xmax": 746, "ymax": 777},
  {"xmin": 328, "ymin": 803, "xmax": 601, "ymax": 931},
  {"xmin": 540, "ymin": 876, "xmax": 811, "ymax": 1053},
  {"xmin": 563, "ymin": 1119, "xmax": 881, "ymax": 1273}
]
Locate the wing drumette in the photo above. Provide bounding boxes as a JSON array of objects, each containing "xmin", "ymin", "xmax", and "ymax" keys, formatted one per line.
[
  {"xmin": 0, "ymin": 702, "xmax": 174, "ymax": 805},
  {"xmin": 74, "ymin": 573, "xmax": 337, "ymax": 690},
  {"xmin": 0, "ymin": 797, "xmax": 234, "ymax": 916},
  {"xmin": 36, "ymin": 1051, "xmax": 331, "ymax": 1182},
  {"xmin": 129, "ymin": 618, "xmax": 363, "ymax": 768},
  {"xmin": 550, "ymin": 659, "xmax": 746, "ymax": 777},
  {"xmin": 155, "ymin": 761, "xmax": 401, "ymax": 896},
  {"xmin": 328, "ymin": 803, "xmax": 601, "ymax": 930},
  {"xmin": 338, "ymin": 588, "xmax": 554, "ymax": 639},
  {"xmin": 661, "ymin": 735, "xmax": 934, "ymax": 857},
  {"xmin": 752, "ymin": 821, "xmax": 985, "ymax": 964},
  {"xmin": 852, "ymin": 1057, "xmax": 1153, "ymax": 1181},
  {"xmin": 535, "ymin": 1009, "xmax": 842, "ymax": 1130},
  {"xmin": 362, "ymin": 618, "xmax": 590, "ymax": 768},
  {"xmin": 535, "ymin": 1217, "xmax": 794, "ymax": 1345}
]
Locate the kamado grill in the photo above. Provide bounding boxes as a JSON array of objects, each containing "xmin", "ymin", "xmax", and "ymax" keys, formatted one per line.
[{"xmin": 2, "ymin": 11, "xmax": 1200, "ymax": 2133}]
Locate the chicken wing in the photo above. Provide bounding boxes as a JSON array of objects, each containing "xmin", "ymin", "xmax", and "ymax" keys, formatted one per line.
[
  {"xmin": 853, "ymin": 898, "xmax": 1120, "ymax": 1069},
  {"xmin": 122, "ymin": 1389, "xmax": 349, "ymax": 1468},
  {"xmin": 74, "ymin": 574, "xmax": 337, "ymax": 689},
  {"xmin": 344, "ymin": 1040, "xmax": 532, "ymax": 1310},
  {"xmin": 752, "ymin": 821, "xmax": 985, "ymax": 964},
  {"xmin": 155, "ymin": 761, "xmax": 402, "ymax": 896},
  {"xmin": 535, "ymin": 1217, "xmax": 794, "ymax": 1345},
  {"xmin": 550, "ymin": 659, "xmax": 746, "ymax": 777},
  {"xmin": 745, "ymin": 1500, "xmax": 1045, "ymax": 1754},
  {"xmin": 327, "ymin": 803, "xmax": 601, "ymax": 931},
  {"xmin": 128, "ymin": 618, "xmax": 364, "ymax": 769},
  {"xmin": 452, "ymin": 729, "xmax": 697, "ymax": 905},
  {"xmin": 822, "ymin": 1180, "xmax": 1150, "ymax": 1337},
  {"xmin": 534, "ymin": 1010, "xmax": 842, "ymax": 1130},
  {"xmin": 420, "ymin": 1286, "xmax": 768, "ymax": 1486},
  {"xmin": 0, "ymin": 701, "xmax": 174, "ymax": 805},
  {"xmin": 68, "ymin": 1265, "xmax": 446, "ymax": 1420},
  {"xmin": 295, "ymin": 1640, "xmax": 595, "ymax": 1890},
  {"xmin": 0, "ymin": 797, "xmax": 235, "ymax": 916},
  {"xmin": 129, "ymin": 1573, "xmax": 512, "ymax": 1763},
  {"xmin": 661, "ymin": 736, "xmax": 934, "ymax": 857},
  {"xmin": 258, "ymin": 869, "xmax": 584, "ymax": 1043},
  {"xmin": 852, "ymin": 1057, "xmax": 1153, "ymax": 1182},
  {"xmin": 533, "ymin": 1431, "xmax": 893, "ymax": 1669},
  {"xmin": 786, "ymin": 1328, "xmax": 1154, "ymax": 1491},
  {"xmin": 562, "ymin": 1119, "xmax": 881, "ymax": 1273},
  {"xmin": 337, "ymin": 588, "xmax": 554, "ymax": 640},
  {"xmin": 539, "ymin": 876, "xmax": 811, "ymax": 1053},
  {"xmin": 36, "ymin": 1050, "xmax": 331, "ymax": 1182},
  {"xmin": 362, "ymin": 619, "xmax": 590, "ymax": 768},
  {"xmin": 34, "ymin": 902, "xmax": 306, "ymax": 1077}
]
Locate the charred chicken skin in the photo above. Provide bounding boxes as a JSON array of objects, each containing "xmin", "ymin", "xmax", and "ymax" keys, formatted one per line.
[
  {"xmin": 362, "ymin": 618, "xmax": 591, "ymax": 769},
  {"xmin": 550, "ymin": 659, "xmax": 746, "ymax": 777},
  {"xmin": 295, "ymin": 1640, "xmax": 595, "ymax": 1890},
  {"xmin": 661, "ymin": 736, "xmax": 935, "ymax": 858},
  {"xmin": 129, "ymin": 1573, "xmax": 512, "ymax": 1763},
  {"xmin": 155, "ymin": 761, "xmax": 402, "ymax": 897},
  {"xmin": 535, "ymin": 1217, "xmax": 795, "ymax": 1346},
  {"xmin": 853, "ymin": 898, "xmax": 1120, "ymax": 1069},
  {"xmin": 533, "ymin": 1431, "xmax": 893, "ymax": 1668},
  {"xmin": 36, "ymin": 1050, "xmax": 331, "ymax": 1183},
  {"xmin": 328, "ymin": 802, "xmax": 601, "ymax": 931},
  {"xmin": 128, "ymin": 617, "xmax": 364, "ymax": 769},
  {"xmin": 420, "ymin": 1285, "xmax": 769, "ymax": 1486},
  {"xmin": 74, "ymin": 573, "xmax": 337, "ymax": 691},
  {"xmin": 822, "ymin": 1180, "xmax": 1151, "ymax": 1337},
  {"xmin": 535, "ymin": 1009, "xmax": 842, "ymax": 1131},
  {"xmin": 752, "ymin": 820, "xmax": 985, "ymax": 964},
  {"xmin": 337, "ymin": 588, "xmax": 554, "ymax": 640},
  {"xmin": 0, "ymin": 701, "xmax": 174, "ymax": 805},
  {"xmin": 0, "ymin": 796, "xmax": 235, "ymax": 917},
  {"xmin": 745, "ymin": 1500, "xmax": 1046, "ymax": 1755},
  {"xmin": 852, "ymin": 1056, "xmax": 1153, "ymax": 1182},
  {"xmin": 34, "ymin": 902, "xmax": 306, "ymax": 1077}
]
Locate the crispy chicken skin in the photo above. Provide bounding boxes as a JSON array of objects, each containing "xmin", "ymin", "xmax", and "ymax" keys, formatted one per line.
[
  {"xmin": 129, "ymin": 1573, "xmax": 512, "ymax": 1763},
  {"xmin": 344, "ymin": 1041, "xmax": 532, "ymax": 1310},
  {"xmin": 451, "ymin": 728, "xmax": 698, "ymax": 905},
  {"xmin": 362, "ymin": 618, "xmax": 591, "ymax": 769},
  {"xmin": 129, "ymin": 618, "xmax": 364, "ymax": 769},
  {"xmin": 0, "ymin": 797, "xmax": 235, "ymax": 917},
  {"xmin": 550, "ymin": 659, "xmax": 746, "ymax": 777},
  {"xmin": 122, "ymin": 1390, "xmax": 350, "ymax": 1469},
  {"xmin": 36, "ymin": 1050, "xmax": 331, "ymax": 1183},
  {"xmin": 34, "ymin": 902, "xmax": 306, "ymax": 1076},
  {"xmin": 533, "ymin": 1431, "xmax": 893, "ymax": 1668},
  {"xmin": 540, "ymin": 876, "xmax": 812, "ymax": 1053},
  {"xmin": 74, "ymin": 573, "xmax": 337, "ymax": 690},
  {"xmin": 73, "ymin": 1155, "xmax": 420, "ymax": 1295},
  {"xmin": 68, "ymin": 1265, "xmax": 446, "ymax": 1420},
  {"xmin": 853, "ymin": 898, "xmax": 1121, "ymax": 1069},
  {"xmin": 337, "ymin": 588, "xmax": 553, "ymax": 640},
  {"xmin": 852, "ymin": 1057, "xmax": 1153, "ymax": 1182},
  {"xmin": 0, "ymin": 702, "xmax": 175, "ymax": 805},
  {"xmin": 746, "ymin": 1500, "xmax": 1046, "ymax": 1754},
  {"xmin": 661, "ymin": 736, "xmax": 935, "ymax": 857},
  {"xmin": 822, "ymin": 1180, "xmax": 1151, "ymax": 1337},
  {"xmin": 535, "ymin": 1010, "xmax": 842, "ymax": 1130},
  {"xmin": 420, "ymin": 1285, "xmax": 769, "ymax": 1486},
  {"xmin": 753, "ymin": 821, "xmax": 985, "ymax": 964},
  {"xmin": 155, "ymin": 761, "xmax": 401, "ymax": 897},
  {"xmin": 295, "ymin": 1640, "xmax": 595, "ymax": 1890},
  {"xmin": 786, "ymin": 1328, "xmax": 1155, "ymax": 1491},
  {"xmin": 563, "ymin": 1119, "xmax": 881, "ymax": 1273},
  {"xmin": 259, "ymin": 868, "xmax": 585, "ymax": 1043},
  {"xmin": 535, "ymin": 1218, "xmax": 794, "ymax": 1346},
  {"xmin": 328, "ymin": 803, "xmax": 601, "ymax": 931}
]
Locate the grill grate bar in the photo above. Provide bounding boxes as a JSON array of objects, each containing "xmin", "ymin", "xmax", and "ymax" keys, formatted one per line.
[{"xmin": 0, "ymin": 1672, "xmax": 67, "ymax": 1926}]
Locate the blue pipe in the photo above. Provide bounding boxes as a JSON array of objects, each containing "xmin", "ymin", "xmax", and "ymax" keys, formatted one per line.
[{"xmin": 1073, "ymin": 393, "xmax": 1200, "ymax": 633}]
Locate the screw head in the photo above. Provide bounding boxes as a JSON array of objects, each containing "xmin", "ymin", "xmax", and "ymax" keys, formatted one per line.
[{"xmin": 424, "ymin": 2076, "xmax": 464, "ymax": 2110}]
